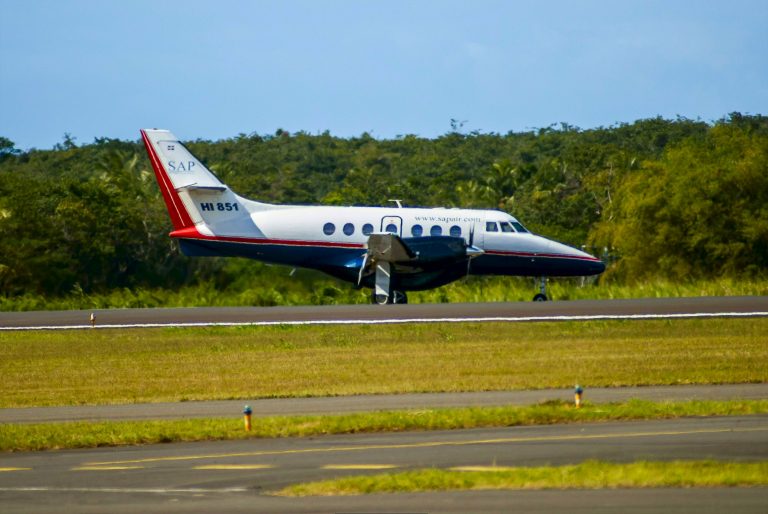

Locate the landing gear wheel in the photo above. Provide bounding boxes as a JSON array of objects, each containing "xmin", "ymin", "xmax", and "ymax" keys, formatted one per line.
[
  {"xmin": 371, "ymin": 290, "xmax": 408, "ymax": 304},
  {"xmin": 532, "ymin": 277, "xmax": 549, "ymax": 302}
]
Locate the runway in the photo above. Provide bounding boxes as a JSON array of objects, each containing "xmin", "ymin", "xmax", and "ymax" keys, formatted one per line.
[
  {"xmin": 1, "ymin": 415, "xmax": 766, "ymax": 513},
  {"xmin": 3, "ymin": 383, "xmax": 768, "ymax": 424},
  {"xmin": 1, "ymin": 295, "xmax": 767, "ymax": 330}
]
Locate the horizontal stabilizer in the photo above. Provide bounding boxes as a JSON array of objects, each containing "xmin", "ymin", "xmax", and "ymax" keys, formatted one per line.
[{"xmin": 175, "ymin": 184, "xmax": 228, "ymax": 192}]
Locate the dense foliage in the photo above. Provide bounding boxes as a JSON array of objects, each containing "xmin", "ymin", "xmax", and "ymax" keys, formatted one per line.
[{"xmin": 1, "ymin": 114, "xmax": 766, "ymax": 304}]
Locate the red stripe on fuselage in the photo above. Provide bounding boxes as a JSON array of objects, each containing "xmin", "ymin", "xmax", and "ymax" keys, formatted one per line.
[
  {"xmin": 140, "ymin": 130, "xmax": 194, "ymax": 230},
  {"xmin": 484, "ymin": 249, "xmax": 601, "ymax": 262},
  {"xmin": 168, "ymin": 228, "xmax": 366, "ymax": 249}
]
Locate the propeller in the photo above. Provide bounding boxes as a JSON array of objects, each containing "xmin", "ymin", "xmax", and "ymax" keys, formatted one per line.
[
  {"xmin": 466, "ymin": 224, "xmax": 480, "ymax": 275},
  {"xmin": 465, "ymin": 223, "xmax": 486, "ymax": 270},
  {"xmin": 357, "ymin": 253, "xmax": 369, "ymax": 286}
]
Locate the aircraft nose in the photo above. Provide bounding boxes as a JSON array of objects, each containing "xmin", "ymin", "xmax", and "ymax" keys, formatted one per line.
[
  {"xmin": 576, "ymin": 247, "xmax": 605, "ymax": 275},
  {"xmin": 546, "ymin": 239, "xmax": 606, "ymax": 276},
  {"xmin": 589, "ymin": 258, "xmax": 606, "ymax": 275}
]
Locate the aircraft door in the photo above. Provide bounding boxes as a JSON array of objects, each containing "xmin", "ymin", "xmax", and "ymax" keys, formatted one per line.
[
  {"xmin": 380, "ymin": 216, "xmax": 403, "ymax": 235},
  {"xmin": 472, "ymin": 219, "xmax": 485, "ymax": 248}
]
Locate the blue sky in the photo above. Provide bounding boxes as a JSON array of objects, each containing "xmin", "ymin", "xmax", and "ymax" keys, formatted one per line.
[{"xmin": 1, "ymin": 0, "xmax": 766, "ymax": 150}]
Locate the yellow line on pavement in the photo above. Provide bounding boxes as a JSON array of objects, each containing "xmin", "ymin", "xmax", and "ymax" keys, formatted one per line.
[
  {"xmin": 322, "ymin": 464, "xmax": 398, "ymax": 470},
  {"xmin": 85, "ymin": 426, "xmax": 768, "ymax": 467},
  {"xmin": 451, "ymin": 466, "xmax": 519, "ymax": 472},
  {"xmin": 193, "ymin": 464, "xmax": 273, "ymax": 470},
  {"xmin": 72, "ymin": 466, "xmax": 144, "ymax": 471},
  {"xmin": 0, "ymin": 467, "xmax": 31, "ymax": 472}
]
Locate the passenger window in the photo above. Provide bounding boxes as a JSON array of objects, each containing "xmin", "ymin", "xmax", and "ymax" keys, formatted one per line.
[
  {"xmin": 500, "ymin": 222, "xmax": 514, "ymax": 233},
  {"xmin": 385, "ymin": 223, "xmax": 398, "ymax": 234},
  {"xmin": 511, "ymin": 221, "xmax": 529, "ymax": 233},
  {"xmin": 362, "ymin": 223, "xmax": 373, "ymax": 235},
  {"xmin": 323, "ymin": 222, "xmax": 336, "ymax": 235},
  {"xmin": 430, "ymin": 225, "xmax": 442, "ymax": 236},
  {"xmin": 343, "ymin": 223, "xmax": 355, "ymax": 236},
  {"xmin": 449, "ymin": 225, "xmax": 461, "ymax": 237},
  {"xmin": 411, "ymin": 224, "xmax": 423, "ymax": 237},
  {"xmin": 486, "ymin": 222, "xmax": 498, "ymax": 232}
]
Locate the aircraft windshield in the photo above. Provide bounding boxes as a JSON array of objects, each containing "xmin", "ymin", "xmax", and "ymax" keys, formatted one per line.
[{"xmin": 511, "ymin": 221, "xmax": 529, "ymax": 233}]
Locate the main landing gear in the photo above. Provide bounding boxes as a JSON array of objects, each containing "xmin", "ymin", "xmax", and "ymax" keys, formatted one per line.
[
  {"xmin": 372, "ymin": 290, "xmax": 408, "ymax": 305},
  {"xmin": 532, "ymin": 277, "xmax": 548, "ymax": 302},
  {"xmin": 370, "ymin": 260, "xmax": 408, "ymax": 304}
]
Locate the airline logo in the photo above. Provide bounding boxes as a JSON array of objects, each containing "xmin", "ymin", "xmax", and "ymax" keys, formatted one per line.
[{"xmin": 167, "ymin": 160, "xmax": 196, "ymax": 172}]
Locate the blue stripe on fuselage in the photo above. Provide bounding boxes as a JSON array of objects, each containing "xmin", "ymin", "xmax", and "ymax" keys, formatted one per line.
[
  {"xmin": 471, "ymin": 253, "xmax": 605, "ymax": 277},
  {"xmin": 179, "ymin": 238, "xmax": 363, "ymax": 268}
]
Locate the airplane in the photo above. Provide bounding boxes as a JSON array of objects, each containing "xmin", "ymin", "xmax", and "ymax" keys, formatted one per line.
[{"xmin": 140, "ymin": 129, "xmax": 605, "ymax": 304}]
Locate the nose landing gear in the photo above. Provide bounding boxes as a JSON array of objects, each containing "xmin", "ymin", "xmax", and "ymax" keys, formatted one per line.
[{"xmin": 532, "ymin": 277, "xmax": 548, "ymax": 302}]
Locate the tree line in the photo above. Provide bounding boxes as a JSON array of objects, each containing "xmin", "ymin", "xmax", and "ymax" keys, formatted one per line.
[{"xmin": 1, "ymin": 113, "xmax": 766, "ymax": 299}]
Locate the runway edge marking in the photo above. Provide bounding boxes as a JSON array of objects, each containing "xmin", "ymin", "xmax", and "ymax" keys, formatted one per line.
[{"xmin": 3, "ymin": 311, "xmax": 768, "ymax": 331}]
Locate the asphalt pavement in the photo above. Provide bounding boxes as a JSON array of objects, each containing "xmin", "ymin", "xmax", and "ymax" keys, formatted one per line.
[
  {"xmin": 1, "ymin": 295, "xmax": 767, "ymax": 329},
  {"xmin": 1, "ymin": 415, "xmax": 766, "ymax": 513},
  {"xmin": 2, "ymin": 383, "xmax": 768, "ymax": 424}
]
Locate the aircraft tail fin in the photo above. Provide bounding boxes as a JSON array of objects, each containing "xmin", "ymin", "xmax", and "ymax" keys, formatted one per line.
[{"xmin": 140, "ymin": 129, "xmax": 266, "ymax": 237}]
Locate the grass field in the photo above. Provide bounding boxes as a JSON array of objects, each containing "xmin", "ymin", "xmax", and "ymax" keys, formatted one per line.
[
  {"xmin": 276, "ymin": 460, "xmax": 768, "ymax": 496},
  {"xmin": 2, "ymin": 399, "xmax": 766, "ymax": 452},
  {"xmin": 0, "ymin": 318, "xmax": 766, "ymax": 408}
]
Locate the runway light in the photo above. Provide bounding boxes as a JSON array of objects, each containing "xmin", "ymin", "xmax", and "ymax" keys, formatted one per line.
[
  {"xmin": 574, "ymin": 385, "xmax": 584, "ymax": 408},
  {"xmin": 243, "ymin": 405, "xmax": 252, "ymax": 431}
]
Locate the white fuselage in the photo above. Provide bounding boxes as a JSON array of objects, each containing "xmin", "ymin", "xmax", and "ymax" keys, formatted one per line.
[{"xmin": 141, "ymin": 128, "xmax": 605, "ymax": 299}]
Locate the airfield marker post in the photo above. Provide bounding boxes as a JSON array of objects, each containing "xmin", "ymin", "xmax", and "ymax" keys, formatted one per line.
[
  {"xmin": 243, "ymin": 405, "xmax": 252, "ymax": 431},
  {"xmin": 574, "ymin": 385, "xmax": 584, "ymax": 408}
]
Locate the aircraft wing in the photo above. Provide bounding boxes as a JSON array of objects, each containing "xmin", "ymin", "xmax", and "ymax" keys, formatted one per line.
[
  {"xmin": 357, "ymin": 232, "xmax": 483, "ymax": 287},
  {"xmin": 365, "ymin": 233, "xmax": 417, "ymax": 263},
  {"xmin": 364, "ymin": 232, "xmax": 482, "ymax": 265}
]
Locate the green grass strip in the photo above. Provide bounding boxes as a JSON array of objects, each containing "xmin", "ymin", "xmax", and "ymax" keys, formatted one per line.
[
  {"xmin": 277, "ymin": 460, "xmax": 768, "ymax": 496},
  {"xmin": 2, "ymin": 399, "xmax": 767, "ymax": 452},
  {"xmin": 2, "ymin": 318, "xmax": 766, "ymax": 408}
]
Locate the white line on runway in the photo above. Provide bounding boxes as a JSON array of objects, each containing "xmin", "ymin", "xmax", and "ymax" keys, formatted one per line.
[
  {"xmin": 2, "ymin": 311, "xmax": 767, "ymax": 330},
  {"xmin": 0, "ymin": 487, "xmax": 248, "ymax": 494}
]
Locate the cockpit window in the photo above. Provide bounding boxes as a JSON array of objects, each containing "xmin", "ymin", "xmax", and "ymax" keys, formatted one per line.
[
  {"xmin": 511, "ymin": 221, "xmax": 528, "ymax": 233},
  {"xmin": 485, "ymin": 221, "xmax": 498, "ymax": 232},
  {"xmin": 499, "ymin": 222, "xmax": 514, "ymax": 233}
]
